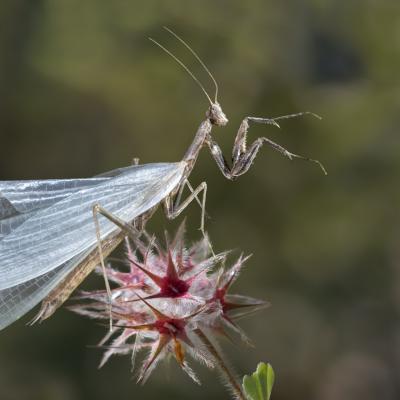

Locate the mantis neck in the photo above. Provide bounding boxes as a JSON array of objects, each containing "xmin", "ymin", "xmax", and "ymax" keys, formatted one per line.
[{"xmin": 182, "ymin": 118, "xmax": 213, "ymax": 176}]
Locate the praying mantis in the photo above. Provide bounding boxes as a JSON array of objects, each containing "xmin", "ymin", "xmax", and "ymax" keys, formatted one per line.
[{"xmin": 0, "ymin": 27, "xmax": 325, "ymax": 331}]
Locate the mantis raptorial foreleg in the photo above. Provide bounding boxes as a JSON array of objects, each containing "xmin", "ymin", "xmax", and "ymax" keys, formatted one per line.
[{"xmin": 207, "ymin": 112, "xmax": 327, "ymax": 179}]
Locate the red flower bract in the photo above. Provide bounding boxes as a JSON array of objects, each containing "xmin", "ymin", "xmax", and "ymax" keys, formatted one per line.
[{"xmin": 70, "ymin": 221, "xmax": 268, "ymax": 386}]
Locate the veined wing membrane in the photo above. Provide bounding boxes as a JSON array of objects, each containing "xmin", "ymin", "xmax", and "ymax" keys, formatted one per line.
[
  {"xmin": 0, "ymin": 162, "xmax": 185, "ymax": 290},
  {"xmin": 0, "ymin": 240, "xmax": 103, "ymax": 330},
  {"xmin": 0, "ymin": 177, "xmax": 113, "ymax": 241},
  {"xmin": 0, "ymin": 163, "xmax": 138, "ymax": 225}
]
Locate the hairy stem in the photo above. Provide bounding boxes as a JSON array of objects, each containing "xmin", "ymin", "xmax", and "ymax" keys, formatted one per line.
[{"xmin": 194, "ymin": 328, "xmax": 245, "ymax": 400}]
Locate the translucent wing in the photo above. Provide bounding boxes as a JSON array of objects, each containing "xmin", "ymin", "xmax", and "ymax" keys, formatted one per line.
[
  {"xmin": 0, "ymin": 162, "xmax": 185, "ymax": 290},
  {"xmin": 0, "ymin": 229, "xmax": 126, "ymax": 330},
  {"xmin": 0, "ymin": 177, "xmax": 112, "ymax": 241},
  {"xmin": 0, "ymin": 249, "xmax": 90, "ymax": 330}
]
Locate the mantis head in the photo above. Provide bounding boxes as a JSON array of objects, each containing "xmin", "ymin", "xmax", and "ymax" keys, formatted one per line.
[{"xmin": 207, "ymin": 102, "xmax": 228, "ymax": 126}]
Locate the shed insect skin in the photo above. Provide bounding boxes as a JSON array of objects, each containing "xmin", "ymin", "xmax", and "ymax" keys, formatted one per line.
[{"xmin": 0, "ymin": 28, "xmax": 326, "ymax": 329}]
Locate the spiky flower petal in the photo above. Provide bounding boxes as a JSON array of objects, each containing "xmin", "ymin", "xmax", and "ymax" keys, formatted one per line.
[{"xmin": 70, "ymin": 221, "xmax": 267, "ymax": 389}]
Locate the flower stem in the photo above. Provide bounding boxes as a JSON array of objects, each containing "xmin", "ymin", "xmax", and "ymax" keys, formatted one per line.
[{"xmin": 194, "ymin": 328, "xmax": 245, "ymax": 400}]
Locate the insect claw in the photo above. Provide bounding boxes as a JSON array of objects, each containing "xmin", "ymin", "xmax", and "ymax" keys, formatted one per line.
[
  {"xmin": 308, "ymin": 111, "xmax": 322, "ymax": 120},
  {"xmin": 272, "ymin": 120, "xmax": 281, "ymax": 129}
]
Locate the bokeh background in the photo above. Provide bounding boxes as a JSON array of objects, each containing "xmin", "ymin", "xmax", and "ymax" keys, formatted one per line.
[{"xmin": 1, "ymin": 1, "xmax": 400, "ymax": 399}]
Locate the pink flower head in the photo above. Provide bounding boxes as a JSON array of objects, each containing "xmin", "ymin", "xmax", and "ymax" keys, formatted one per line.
[{"xmin": 70, "ymin": 221, "xmax": 268, "ymax": 385}]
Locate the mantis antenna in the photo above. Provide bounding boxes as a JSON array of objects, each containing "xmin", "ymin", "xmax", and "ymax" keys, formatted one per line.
[
  {"xmin": 163, "ymin": 26, "xmax": 219, "ymax": 103},
  {"xmin": 149, "ymin": 35, "xmax": 214, "ymax": 106}
]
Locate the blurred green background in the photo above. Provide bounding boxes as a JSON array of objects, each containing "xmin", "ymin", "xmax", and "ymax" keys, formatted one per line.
[{"xmin": 1, "ymin": 1, "xmax": 399, "ymax": 399}]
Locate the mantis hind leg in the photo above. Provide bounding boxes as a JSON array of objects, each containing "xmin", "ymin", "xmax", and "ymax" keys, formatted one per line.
[
  {"xmin": 92, "ymin": 204, "xmax": 142, "ymax": 331},
  {"xmin": 33, "ymin": 205, "xmax": 145, "ymax": 326}
]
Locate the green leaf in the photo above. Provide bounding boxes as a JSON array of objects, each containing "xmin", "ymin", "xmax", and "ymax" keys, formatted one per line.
[{"xmin": 242, "ymin": 362, "xmax": 275, "ymax": 400}]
